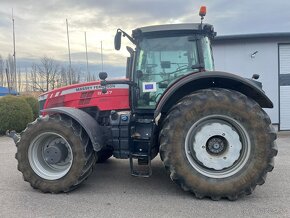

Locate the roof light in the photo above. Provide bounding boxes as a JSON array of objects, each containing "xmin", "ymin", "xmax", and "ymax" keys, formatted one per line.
[{"xmin": 199, "ymin": 6, "xmax": 207, "ymax": 17}]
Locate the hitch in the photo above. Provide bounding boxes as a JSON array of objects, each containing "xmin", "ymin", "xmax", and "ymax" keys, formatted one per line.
[{"xmin": 6, "ymin": 130, "xmax": 20, "ymax": 144}]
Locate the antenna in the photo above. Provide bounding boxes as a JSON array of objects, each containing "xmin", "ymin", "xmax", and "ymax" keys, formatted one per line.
[
  {"xmin": 84, "ymin": 32, "xmax": 90, "ymax": 81},
  {"xmin": 12, "ymin": 8, "xmax": 17, "ymax": 92},
  {"xmin": 101, "ymin": 41, "xmax": 104, "ymax": 72},
  {"xmin": 66, "ymin": 19, "xmax": 72, "ymax": 85}
]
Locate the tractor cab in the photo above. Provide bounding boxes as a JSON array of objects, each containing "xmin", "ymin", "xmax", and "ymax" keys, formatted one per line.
[
  {"xmin": 102, "ymin": 19, "xmax": 217, "ymax": 176},
  {"xmin": 114, "ymin": 23, "xmax": 216, "ymax": 109}
]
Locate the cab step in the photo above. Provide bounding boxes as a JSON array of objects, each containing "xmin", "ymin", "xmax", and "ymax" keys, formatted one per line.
[{"xmin": 129, "ymin": 153, "xmax": 152, "ymax": 177}]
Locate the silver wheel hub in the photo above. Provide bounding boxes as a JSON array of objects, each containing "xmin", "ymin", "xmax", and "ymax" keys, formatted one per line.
[
  {"xmin": 185, "ymin": 115, "xmax": 251, "ymax": 179},
  {"xmin": 28, "ymin": 132, "xmax": 73, "ymax": 180},
  {"xmin": 193, "ymin": 122, "xmax": 242, "ymax": 170}
]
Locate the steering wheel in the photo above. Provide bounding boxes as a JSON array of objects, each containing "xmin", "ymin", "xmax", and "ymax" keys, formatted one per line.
[{"xmin": 157, "ymin": 65, "xmax": 191, "ymax": 85}]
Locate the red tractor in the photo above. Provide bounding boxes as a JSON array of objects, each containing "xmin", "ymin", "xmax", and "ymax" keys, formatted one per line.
[{"xmin": 13, "ymin": 7, "xmax": 277, "ymax": 200}]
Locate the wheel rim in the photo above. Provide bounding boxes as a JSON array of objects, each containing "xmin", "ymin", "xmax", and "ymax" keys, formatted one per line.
[
  {"xmin": 185, "ymin": 115, "xmax": 251, "ymax": 179},
  {"xmin": 28, "ymin": 132, "xmax": 73, "ymax": 180}
]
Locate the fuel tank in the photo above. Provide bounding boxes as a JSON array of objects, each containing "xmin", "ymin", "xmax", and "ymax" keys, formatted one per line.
[{"xmin": 38, "ymin": 80, "xmax": 130, "ymax": 112}]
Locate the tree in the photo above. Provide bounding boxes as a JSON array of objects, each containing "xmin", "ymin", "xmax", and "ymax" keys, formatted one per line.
[
  {"xmin": 18, "ymin": 68, "xmax": 21, "ymax": 92},
  {"xmin": 31, "ymin": 56, "xmax": 60, "ymax": 92},
  {"xmin": 5, "ymin": 54, "xmax": 16, "ymax": 91},
  {"xmin": 70, "ymin": 66, "xmax": 81, "ymax": 84},
  {"xmin": 0, "ymin": 55, "xmax": 4, "ymax": 87}
]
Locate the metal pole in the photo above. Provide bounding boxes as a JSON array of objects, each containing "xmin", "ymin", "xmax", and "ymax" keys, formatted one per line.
[
  {"xmin": 12, "ymin": 8, "xmax": 17, "ymax": 92},
  {"xmin": 84, "ymin": 32, "xmax": 90, "ymax": 81},
  {"xmin": 101, "ymin": 41, "xmax": 104, "ymax": 72},
  {"xmin": 66, "ymin": 19, "xmax": 72, "ymax": 85}
]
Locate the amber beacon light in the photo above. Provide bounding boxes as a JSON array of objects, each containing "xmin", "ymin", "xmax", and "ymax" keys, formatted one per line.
[{"xmin": 199, "ymin": 6, "xmax": 207, "ymax": 17}]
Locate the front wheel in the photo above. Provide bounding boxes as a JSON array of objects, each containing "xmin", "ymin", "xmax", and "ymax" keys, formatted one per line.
[
  {"xmin": 16, "ymin": 114, "xmax": 96, "ymax": 193},
  {"xmin": 159, "ymin": 88, "xmax": 277, "ymax": 200}
]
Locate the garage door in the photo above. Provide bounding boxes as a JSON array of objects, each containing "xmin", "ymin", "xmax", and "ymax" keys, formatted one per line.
[{"xmin": 279, "ymin": 44, "xmax": 290, "ymax": 130}]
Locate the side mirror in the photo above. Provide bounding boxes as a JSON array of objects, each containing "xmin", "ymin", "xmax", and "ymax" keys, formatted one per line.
[
  {"xmin": 114, "ymin": 31, "xmax": 122, "ymax": 50},
  {"xmin": 99, "ymin": 72, "xmax": 108, "ymax": 80}
]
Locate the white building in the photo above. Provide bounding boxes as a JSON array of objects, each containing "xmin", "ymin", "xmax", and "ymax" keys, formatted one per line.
[{"xmin": 212, "ymin": 33, "xmax": 290, "ymax": 131}]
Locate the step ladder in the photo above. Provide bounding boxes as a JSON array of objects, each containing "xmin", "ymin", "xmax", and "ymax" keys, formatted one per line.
[{"xmin": 129, "ymin": 139, "xmax": 152, "ymax": 177}]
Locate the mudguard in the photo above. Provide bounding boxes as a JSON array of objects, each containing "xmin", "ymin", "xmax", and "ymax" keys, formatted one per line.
[
  {"xmin": 42, "ymin": 107, "xmax": 104, "ymax": 151},
  {"xmin": 154, "ymin": 71, "xmax": 273, "ymax": 118}
]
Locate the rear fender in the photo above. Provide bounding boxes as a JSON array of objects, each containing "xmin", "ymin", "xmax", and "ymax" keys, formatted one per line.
[
  {"xmin": 154, "ymin": 71, "xmax": 273, "ymax": 118},
  {"xmin": 42, "ymin": 107, "xmax": 104, "ymax": 151}
]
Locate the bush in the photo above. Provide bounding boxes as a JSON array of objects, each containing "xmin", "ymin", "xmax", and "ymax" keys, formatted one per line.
[
  {"xmin": 0, "ymin": 95, "xmax": 33, "ymax": 135},
  {"xmin": 21, "ymin": 95, "xmax": 39, "ymax": 119}
]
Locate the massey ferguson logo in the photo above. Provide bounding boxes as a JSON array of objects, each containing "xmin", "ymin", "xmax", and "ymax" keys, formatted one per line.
[
  {"xmin": 61, "ymin": 84, "xmax": 128, "ymax": 96},
  {"xmin": 75, "ymin": 84, "xmax": 115, "ymax": 92}
]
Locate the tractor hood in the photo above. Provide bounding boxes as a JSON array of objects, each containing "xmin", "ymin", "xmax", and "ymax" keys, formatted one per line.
[{"xmin": 38, "ymin": 79, "xmax": 130, "ymax": 112}]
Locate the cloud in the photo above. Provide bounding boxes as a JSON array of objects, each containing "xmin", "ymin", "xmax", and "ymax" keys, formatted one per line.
[{"xmin": 0, "ymin": 0, "xmax": 290, "ymax": 78}]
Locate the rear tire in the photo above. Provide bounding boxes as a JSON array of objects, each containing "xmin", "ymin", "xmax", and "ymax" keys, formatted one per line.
[
  {"xmin": 16, "ymin": 114, "xmax": 96, "ymax": 193},
  {"xmin": 159, "ymin": 88, "xmax": 277, "ymax": 200}
]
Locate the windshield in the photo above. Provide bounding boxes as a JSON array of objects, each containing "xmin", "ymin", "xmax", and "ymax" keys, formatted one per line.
[{"xmin": 135, "ymin": 35, "xmax": 213, "ymax": 109}]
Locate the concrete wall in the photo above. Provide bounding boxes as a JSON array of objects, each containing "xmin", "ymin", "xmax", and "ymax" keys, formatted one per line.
[{"xmin": 212, "ymin": 39, "xmax": 279, "ymax": 124}]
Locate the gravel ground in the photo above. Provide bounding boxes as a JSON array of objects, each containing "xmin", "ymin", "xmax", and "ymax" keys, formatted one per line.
[{"xmin": 0, "ymin": 132, "xmax": 289, "ymax": 218}]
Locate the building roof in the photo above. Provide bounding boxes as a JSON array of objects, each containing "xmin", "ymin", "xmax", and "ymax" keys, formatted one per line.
[{"xmin": 214, "ymin": 32, "xmax": 290, "ymax": 42}]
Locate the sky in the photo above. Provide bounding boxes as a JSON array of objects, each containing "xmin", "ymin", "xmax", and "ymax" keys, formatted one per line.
[{"xmin": 0, "ymin": 0, "xmax": 290, "ymax": 78}]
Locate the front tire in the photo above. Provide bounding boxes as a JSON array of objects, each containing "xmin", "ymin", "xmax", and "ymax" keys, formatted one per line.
[
  {"xmin": 16, "ymin": 114, "xmax": 96, "ymax": 193},
  {"xmin": 159, "ymin": 88, "xmax": 277, "ymax": 200}
]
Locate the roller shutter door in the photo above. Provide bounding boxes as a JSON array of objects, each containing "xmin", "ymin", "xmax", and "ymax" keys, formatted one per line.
[{"xmin": 279, "ymin": 44, "xmax": 290, "ymax": 130}]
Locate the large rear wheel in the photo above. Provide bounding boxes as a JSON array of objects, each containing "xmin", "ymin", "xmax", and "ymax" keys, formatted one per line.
[
  {"xmin": 16, "ymin": 114, "xmax": 96, "ymax": 193},
  {"xmin": 159, "ymin": 88, "xmax": 277, "ymax": 200}
]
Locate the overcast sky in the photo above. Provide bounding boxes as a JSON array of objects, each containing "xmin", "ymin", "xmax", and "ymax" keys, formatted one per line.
[{"xmin": 1, "ymin": 0, "xmax": 290, "ymax": 77}]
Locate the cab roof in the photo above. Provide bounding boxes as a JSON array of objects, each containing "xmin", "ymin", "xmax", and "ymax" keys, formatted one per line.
[
  {"xmin": 132, "ymin": 23, "xmax": 215, "ymax": 39},
  {"xmin": 138, "ymin": 23, "xmax": 202, "ymax": 33}
]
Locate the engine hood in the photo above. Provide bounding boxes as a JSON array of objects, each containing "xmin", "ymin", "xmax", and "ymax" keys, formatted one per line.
[{"xmin": 38, "ymin": 79, "xmax": 130, "ymax": 112}]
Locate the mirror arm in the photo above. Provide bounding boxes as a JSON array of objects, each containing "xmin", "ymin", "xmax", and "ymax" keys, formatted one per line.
[{"xmin": 117, "ymin": 28, "xmax": 136, "ymax": 45}]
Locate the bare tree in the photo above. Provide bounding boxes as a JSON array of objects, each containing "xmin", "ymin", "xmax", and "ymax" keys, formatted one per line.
[
  {"xmin": 29, "ymin": 65, "xmax": 37, "ymax": 91},
  {"xmin": 0, "ymin": 55, "xmax": 4, "ymax": 87},
  {"xmin": 59, "ymin": 66, "xmax": 68, "ymax": 87},
  {"xmin": 18, "ymin": 68, "xmax": 21, "ymax": 92},
  {"xmin": 5, "ymin": 54, "xmax": 16, "ymax": 91},
  {"xmin": 31, "ymin": 56, "xmax": 60, "ymax": 92},
  {"xmin": 27, "ymin": 57, "xmax": 84, "ymax": 92},
  {"xmin": 5, "ymin": 54, "xmax": 17, "ymax": 90},
  {"xmin": 25, "ymin": 67, "xmax": 29, "ymax": 92},
  {"xmin": 30, "ymin": 64, "xmax": 37, "ymax": 92},
  {"xmin": 71, "ymin": 66, "xmax": 81, "ymax": 84}
]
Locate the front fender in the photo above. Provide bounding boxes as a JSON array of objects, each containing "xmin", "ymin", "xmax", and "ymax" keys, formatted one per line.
[
  {"xmin": 42, "ymin": 107, "xmax": 104, "ymax": 151},
  {"xmin": 154, "ymin": 71, "xmax": 273, "ymax": 118}
]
